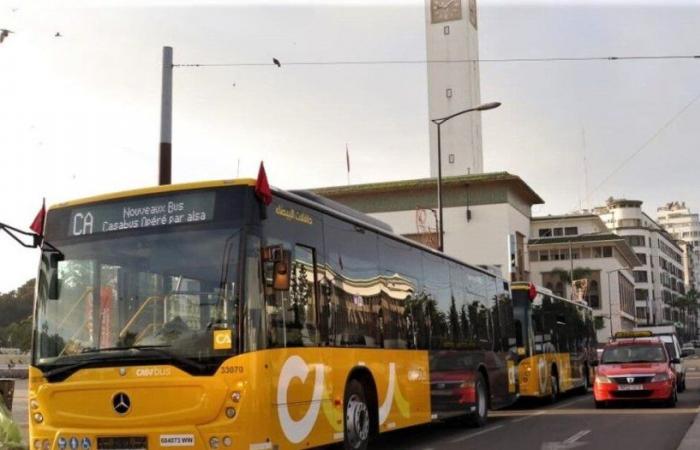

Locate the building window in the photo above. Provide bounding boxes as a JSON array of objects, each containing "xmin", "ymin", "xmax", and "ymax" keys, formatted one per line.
[
  {"xmin": 564, "ymin": 227, "xmax": 578, "ymax": 236},
  {"xmin": 635, "ymin": 288, "xmax": 648, "ymax": 301},
  {"xmin": 540, "ymin": 252, "xmax": 549, "ymax": 261},
  {"xmin": 554, "ymin": 282, "xmax": 565, "ymax": 297},
  {"xmin": 538, "ymin": 228, "xmax": 552, "ymax": 237},
  {"xmin": 589, "ymin": 280, "xmax": 600, "ymax": 309},
  {"xmin": 529, "ymin": 250, "xmax": 538, "ymax": 262},
  {"xmin": 603, "ymin": 246, "xmax": 613, "ymax": 257},
  {"xmin": 633, "ymin": 270, "xmax": 648, "ymax": 283},
  {"xmin": 635, "ymin": 307, "xmax": 647, "ymax": 320},
  {"xmin": 624, "ymin": 235, "xmax": 646, "ymax": 247},
  {"xmin": 636, "ymin": 253, "xmax": 647, "ymax": 265},
  {"xmin": 553, "ymin": 228, "xmax": 563, "ymax": 237}
]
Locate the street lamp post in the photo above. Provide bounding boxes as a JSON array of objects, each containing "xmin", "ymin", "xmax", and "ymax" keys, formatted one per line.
[
  {"xmin": 607, "ymin": 268, "xmax": 631, "ymax": 339},
  {"xmin": 431, "ymin": 102, "xmax": 501, "ymax": 252}
]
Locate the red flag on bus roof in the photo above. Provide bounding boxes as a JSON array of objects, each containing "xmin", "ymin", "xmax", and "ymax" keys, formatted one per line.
[
  {"xmin": 29, "ymin": 199, "xmax": 46, "ymax": 235},
  {"xmin": 255, "ymin": 162, "xmax": 272, "ymax": 206}
]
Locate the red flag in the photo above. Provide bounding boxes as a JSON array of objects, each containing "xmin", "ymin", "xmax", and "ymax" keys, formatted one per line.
[
  {"xmin": 30, "ymin": 199, "xmax": 46, "ymax": 235},
  {"xmin": 255, "ymin": 162, "xmax": 272, "ymax": 206}
]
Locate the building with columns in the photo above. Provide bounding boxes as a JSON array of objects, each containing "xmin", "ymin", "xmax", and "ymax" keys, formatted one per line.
[
  {"xmin": 425, "ymin": 0, "xmax": 483, "ymax": 177},
  {"xmin": 593, "ymin": 199, "xmax": 686, "ymax": 329},
  {"xmin": 527, "ymin": 213, "xmax": 640, "ymax": 343}
]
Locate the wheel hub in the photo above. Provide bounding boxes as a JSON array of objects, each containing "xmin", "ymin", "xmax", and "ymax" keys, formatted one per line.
[{"xmin": 346, "ymin": 394, "xmax": 369, "ymax": 448}]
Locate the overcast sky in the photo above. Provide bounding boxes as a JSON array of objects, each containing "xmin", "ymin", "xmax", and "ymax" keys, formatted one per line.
[{"xmin": 1, "ymin": 0, "xmax": 699, "ymax": 292}]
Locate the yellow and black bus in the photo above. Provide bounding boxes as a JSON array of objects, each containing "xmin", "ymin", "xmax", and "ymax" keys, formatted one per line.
[
  {"xmin": 29, "ymin": 179, "xmax": 519, "ymax": 450},
  {"xmin": 511, "ymin": 282, "xmax": 597, "ymax": 401}
]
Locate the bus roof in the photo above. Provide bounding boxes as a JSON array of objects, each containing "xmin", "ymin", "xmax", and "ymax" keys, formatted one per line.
[{"xmin": 48, "ymin": 178, "xmax": 504, "ymax": 283}]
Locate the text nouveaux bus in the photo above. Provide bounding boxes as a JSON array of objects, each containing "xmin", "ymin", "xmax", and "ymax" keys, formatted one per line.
[{"xmin": 31, "ymin": 179, "xmax": 531, "ymax": 450}]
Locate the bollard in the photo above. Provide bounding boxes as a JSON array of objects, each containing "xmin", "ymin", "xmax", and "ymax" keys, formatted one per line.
[{"xmin": 0, "ymin": 379, "xmax": 15, "ymax": 411}]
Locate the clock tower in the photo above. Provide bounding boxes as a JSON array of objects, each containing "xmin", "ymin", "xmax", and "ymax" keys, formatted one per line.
[{"xmin": 426, "ymin": 0, "xmax": 483, "ymax": 176}]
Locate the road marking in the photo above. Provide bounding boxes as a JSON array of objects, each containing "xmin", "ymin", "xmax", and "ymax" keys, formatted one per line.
[
  {"xmin": 511, "ymin": 410, "xmax": 546, "ymax": 423},
  {"xmin": 564, "ymin": 430, "xmax": 591, "ymax": 444},
  {"xmin": 541, "ymin": 429, "xmax": 590, "ymax": 450},
  {"xmin": 448, "ymin": 424, "xmax": 504, "ymax": 443}
]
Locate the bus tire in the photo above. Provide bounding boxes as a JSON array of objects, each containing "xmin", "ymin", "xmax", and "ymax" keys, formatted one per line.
[
  {"xmin": 548, "ymin": 369, "xmax": 560, "ymax": 404},
  {"xmin": 577, "ymin": 365, "xmax": 589, "ymax": 394},
  {"xmin": 464, "ymin": 373, "xmax": 488, "ymax": 428},
  {"xmin": 344, "ymin": 379, "xmax": 371, "ymax": 450}
]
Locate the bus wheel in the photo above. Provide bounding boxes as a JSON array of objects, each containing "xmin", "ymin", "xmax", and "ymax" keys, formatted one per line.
[
  {"xmin": 344, "ymin": 379, "xmax": 370, "ymax": 450},
  {"xmin": 548, "ymin": 373, "xmax": 560, "ymax": 403},
  {"xmin": 464, "ymin": 373, "xmax": 488, "ymax": 428}
]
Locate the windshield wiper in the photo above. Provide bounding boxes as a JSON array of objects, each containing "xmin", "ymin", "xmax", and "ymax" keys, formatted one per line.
[
  {"xmin": 80, "ymin": 344, "xmax": 171, "ymax": 353},
  {"xmin": 44, "ymin": 345, "xmax": 207, "ymax": 380}
]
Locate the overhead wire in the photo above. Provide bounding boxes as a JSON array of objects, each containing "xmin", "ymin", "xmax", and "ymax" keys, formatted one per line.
[{"xmin": 173, "ymin": 54, "xmax": 700, "ymax": 68}]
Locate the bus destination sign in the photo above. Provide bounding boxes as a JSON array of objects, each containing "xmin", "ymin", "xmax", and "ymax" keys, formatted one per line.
[{"xmin": 68, "ymin": 191, "xmax": 216, "ymax": 236}]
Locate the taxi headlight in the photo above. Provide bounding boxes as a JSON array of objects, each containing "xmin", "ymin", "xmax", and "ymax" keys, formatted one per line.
[
  {"xmin": 595, "ymin": 375, "xmax": 612, "ymax": 384},
  {"xmin": 652, "ymin": 372, "xmax": 670, "ymax": 382}
]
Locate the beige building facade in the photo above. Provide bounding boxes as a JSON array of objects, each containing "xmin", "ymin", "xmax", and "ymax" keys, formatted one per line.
[{"xmin": 528, "ymin": 214, "xmax": 640, "ymax": 343}]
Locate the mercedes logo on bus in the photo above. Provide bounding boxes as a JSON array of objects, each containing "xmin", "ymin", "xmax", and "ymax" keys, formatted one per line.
[{"xmin": 112, "ymin": 393, "xmax": 131, "ymax": 415}]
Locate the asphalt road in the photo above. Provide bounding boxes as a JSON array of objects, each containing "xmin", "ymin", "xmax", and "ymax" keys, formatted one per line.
[
  {"xmin": 10, "ymin": 362, "xmax": 700, "ymax": 450},
  {"xmin": 364, "ymin": 363, "xmax": 700, "ymax": 450}
]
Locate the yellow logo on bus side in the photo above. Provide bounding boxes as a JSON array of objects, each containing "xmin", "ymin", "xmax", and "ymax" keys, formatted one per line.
[{"xmin": 213, "ymin": 330, "xmax": 232, "ymax": 350}]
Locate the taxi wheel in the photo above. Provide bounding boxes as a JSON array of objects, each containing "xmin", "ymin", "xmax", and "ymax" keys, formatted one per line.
[
  {"xmin": 464, "ymin": 373, "xmax": 488, "ymax": 428},
  {"xmin": 678, "ymin": 377, "xmax": 686, "ymax": 393},
  {"xmin": 665, "ymin": 387, "xmax": 678, "ymax": 408}
]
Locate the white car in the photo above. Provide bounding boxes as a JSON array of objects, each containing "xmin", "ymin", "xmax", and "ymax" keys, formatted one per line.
[{"xmin": 659, "ymin": 334, "xmax": 686, "ymax": 392}]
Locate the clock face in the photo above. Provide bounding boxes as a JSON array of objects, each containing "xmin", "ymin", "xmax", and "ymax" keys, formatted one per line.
[{"xmin": 431, "ymin": 0, "xmax": 463, "ymax": 24}]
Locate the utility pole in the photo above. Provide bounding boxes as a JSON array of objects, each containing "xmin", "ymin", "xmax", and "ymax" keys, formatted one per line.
[{"xmin": 159, "ymin": 46, "xmax": 173, "ymax": 185}]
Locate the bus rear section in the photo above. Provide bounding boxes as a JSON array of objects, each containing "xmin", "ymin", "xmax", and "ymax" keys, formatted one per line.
[{"xmin": 511, "ymin": 282, "xmax": 597, "ymax": 400}]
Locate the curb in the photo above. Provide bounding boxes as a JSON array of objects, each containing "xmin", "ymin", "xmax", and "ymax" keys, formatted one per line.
[{"xmin": 677, "ymin": 409, "xmax": 700, "ymax": 450}]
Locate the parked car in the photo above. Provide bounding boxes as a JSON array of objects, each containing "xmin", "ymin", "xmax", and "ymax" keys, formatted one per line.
[
  {"xmin": 592, "ymin": 336, "xmax": 679, "ymax": 408},
  {"xmin": 681, "ymin": 343, "xmax": 696, "ymax": 357}
]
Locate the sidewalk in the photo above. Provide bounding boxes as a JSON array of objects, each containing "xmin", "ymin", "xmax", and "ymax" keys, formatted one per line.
[
  {"xmin": 9, "ymin": 378, "xmax": 28, "ymax": 444},
  {"xmin": 678, "ymin": 358, "xmax": 700, "ymax": 450}
]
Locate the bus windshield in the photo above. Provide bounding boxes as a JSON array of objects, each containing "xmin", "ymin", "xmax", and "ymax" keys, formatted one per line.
[{"xmin": 34, "ymin": 227, "xmax": 241, "ymax": 373}]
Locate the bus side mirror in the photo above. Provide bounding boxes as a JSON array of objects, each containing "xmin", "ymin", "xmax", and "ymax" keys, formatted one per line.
[
  {"xmin": 47, "ymin": 252, "xmax": 63, "ymax": 300},
  {"xmin": 273, "ymin": 260, "xmax": 290, "ymax": 290}
]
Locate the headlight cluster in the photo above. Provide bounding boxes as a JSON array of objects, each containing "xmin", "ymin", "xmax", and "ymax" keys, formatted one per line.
[
  {"xmin": 652, "ymin": 372, "xmax": 670, "ymax": 382},
  {"xmin": 32, "ymin": 439, "xmax": 50, "ymax": 450},
  {"xmin": 595, "ymin": 375, "xmax": 612, "ymax": 384},
  {"xmin": 209, "ymin": 436, "xmax": 233, "ymax": 448}
]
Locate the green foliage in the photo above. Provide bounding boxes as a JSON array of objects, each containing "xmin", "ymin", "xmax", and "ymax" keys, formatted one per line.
[{"xmin": 0, "ymin": 279, "xmax": 35, "ymax": 352}]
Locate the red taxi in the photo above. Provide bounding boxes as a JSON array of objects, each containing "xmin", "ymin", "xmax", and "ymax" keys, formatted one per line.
[{"xmin": 592, "ymin": 336, "xmax": 679, "ymax": 408}]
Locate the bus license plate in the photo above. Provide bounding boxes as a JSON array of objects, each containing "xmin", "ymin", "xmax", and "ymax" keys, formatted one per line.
[
  {"xmin": 617, "ymin": 384, "xmax": 643, "ymax": 391},
  {"xmin": 97, "ymin": 437, "xmax": 148, "ymax": 450}
]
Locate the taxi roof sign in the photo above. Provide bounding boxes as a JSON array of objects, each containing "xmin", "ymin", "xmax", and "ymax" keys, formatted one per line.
[{"xmin": 613, "ymin": 330, "xmax": 653, "ymax": 339}]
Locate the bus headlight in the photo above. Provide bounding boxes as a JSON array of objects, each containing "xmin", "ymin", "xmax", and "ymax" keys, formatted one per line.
[
  {"xmin": 209, "ymin": 437, "xmax": 219, "ymax": 449},
  {"xmin": 225, "ymin": 407, "xmax": 236, "ymax": 419},
  {"xmin": 33, "ymin": 413, "xmax": 44, "ymax": 423},
  {"xmin": 230, "ymin": 391, "xmax": 241, "ymax": 402},
  {"xmin": 222, "ymin": 436, "xmax": 232, "ymax": 447},
  {"xmin": 30, "ymin": 399, "xmax": 40, "ymax": 410},
  {"xmin": 42, "ymin": 439, "xmax": 50, "ymax": 450}
]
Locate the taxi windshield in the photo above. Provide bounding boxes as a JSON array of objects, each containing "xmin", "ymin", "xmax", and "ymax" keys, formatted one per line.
[{"xmin": 601, "ymin": 344, "xmax": 667, "ymax": 364}]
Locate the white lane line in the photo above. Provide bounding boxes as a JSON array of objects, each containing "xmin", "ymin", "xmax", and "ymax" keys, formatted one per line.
[
  {"xmin": 563, "ymin": 429, "xmax": 591, "ymax": 444},
  {"xmin": 449, "ymin": 424, "xmax": 504, "ymax": 443},
  {"xmin": 552, "ymin": 396, "xmax": 590, "ymax": 409},
  {"xmin": 512, "ymin": 410, "xmax": 546, "ymax": 423}
]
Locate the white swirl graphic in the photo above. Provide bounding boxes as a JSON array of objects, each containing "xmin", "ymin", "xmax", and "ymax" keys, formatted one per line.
[
  {"xmin": 276, "ymin": 355, "xmax": 325, "ymax": 444},
  {"xmin": 378, "ymin": 362, "xmax": 396, "ymax": 425}
]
